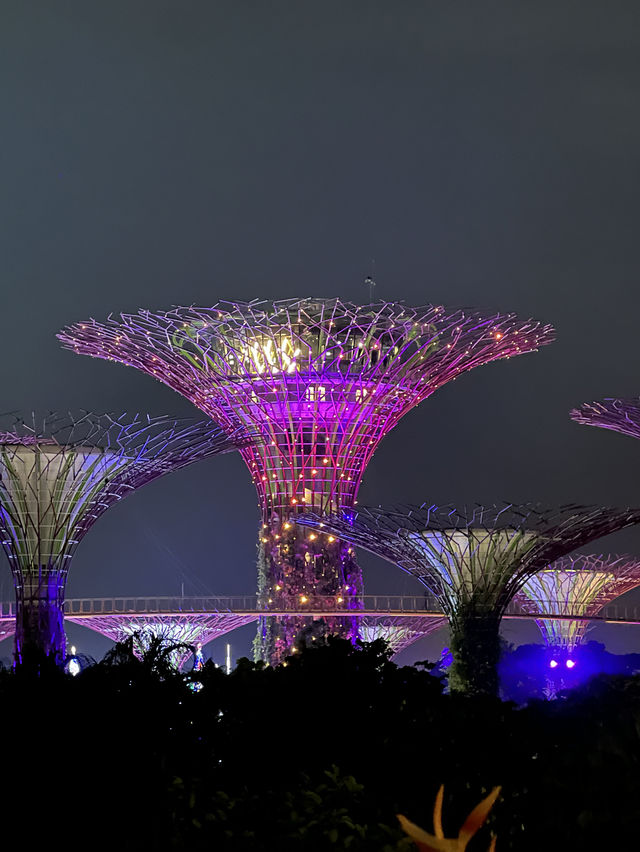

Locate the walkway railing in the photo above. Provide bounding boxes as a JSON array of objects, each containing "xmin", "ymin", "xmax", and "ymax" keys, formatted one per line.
[{"xmin": 1, "ymin": 595, "xmax": 639, "ymax": 623}]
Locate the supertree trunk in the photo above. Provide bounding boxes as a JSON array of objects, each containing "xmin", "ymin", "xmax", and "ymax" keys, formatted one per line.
[
  {"xmin": 14, "ymin": 570, "xmax": 66, "ymax": 670},
  {"xmin": 254, "ymin": 521, "xmax": 362, "ymax": 663},
  {"xmin": 448, "ymin": 608, "xmax": 502, "ymax": 697}
]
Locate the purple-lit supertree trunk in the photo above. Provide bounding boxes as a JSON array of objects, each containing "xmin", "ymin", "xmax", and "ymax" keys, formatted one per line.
[
  {"xmin": 0, "ymin": 413, "xmax": 236, "ymax": 672},
  {"xmin": 297, "ymin": 502, "xmax": 640, "ymax": 695},
  {"xmin": 59, "ymin": 298, "xmax": 553, "ymax": 663}
]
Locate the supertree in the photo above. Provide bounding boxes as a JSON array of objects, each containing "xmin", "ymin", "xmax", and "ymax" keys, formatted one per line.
[
  {"xmin": 58, "ymin": 298, "xmax": 554, "ymax": 663},
  {"xmin": 358, "ymin": 615, "xmax": 446, "ymax": 656},
  {"xmin": 517, "ymin": 554, "xmax": 640, "ymax": 654},
  {"xmin": 0, "ymin": 413, "xmax": 237, "ymax": 670},
  {"xmin": 297, "ymin": 502, "xmax": 640, "ymax": 695},
  {"xmin": 570, "ymin": 397, "xmax": 640, "ymax": 439},
  {"xmin": 66, "ymin": 613, "xmax": 257, "ymax": 670}
]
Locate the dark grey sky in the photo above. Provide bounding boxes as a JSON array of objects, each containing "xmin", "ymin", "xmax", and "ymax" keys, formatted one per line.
[{"xmin": 1, "ymin": 1, "xmax": 640, "ymax": 663}]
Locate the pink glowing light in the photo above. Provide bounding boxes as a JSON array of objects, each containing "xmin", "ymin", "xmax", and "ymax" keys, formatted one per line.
[{"xmin": 58, "ymin": 298, "xmax": 554, "ymax": 662}]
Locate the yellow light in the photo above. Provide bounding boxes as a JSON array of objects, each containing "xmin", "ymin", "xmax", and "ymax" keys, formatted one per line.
[
  {"xmin": 300, "ymin": 595, "xmax": 308, "ymax": 603},
  {"xmin": 337, "ymin": 596, "xmax": 344, "ymax": 603},
  {"xmin": 309, "ymin": 534, "xmax": 317, "ymax": 540},
  {"xmin": 291, "ymin": 498, "xmax": 298, "ymax": 504},
  {"xmin": 284, "ymin": 522, "xmax": 291, "ymax": 529},
  {"xmin": 322, "ymin": 458, "xmax": 329, "ymax": 464},
  {"xmin": 311, "ymin": 469, "xmax": 317, "ymax": 475},
  {"xmin": 328, "ymin": 536, "xmax": 335, "ymax": 543},
  {"xmin": 275, "ymin": 584, "xmax": 282, "ymax": 591},
  {"xmin": 261, "ymin": 537, "xmax": 269, "ymax": 543}
]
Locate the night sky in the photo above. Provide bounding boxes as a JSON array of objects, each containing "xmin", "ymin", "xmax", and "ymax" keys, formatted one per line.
[{"xmin": 2, "ymin": 2, "xmax": 640, "ymax": 664}]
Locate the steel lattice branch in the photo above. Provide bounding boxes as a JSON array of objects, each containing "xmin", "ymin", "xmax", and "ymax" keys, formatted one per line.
[
  {"xmin": 297, "ymin": 502, "xmax": 640, "ymax": 620},
  {"xmin": 517, "ymin": 554, "xmax": 640, "ymax": 650},
  {"xmin": 67, "ymin": 613, "xmax": 257, "ymax": 669},
  {"xmin": 570, "ymin": 398, "xmax": 640, "ymax": 440}
]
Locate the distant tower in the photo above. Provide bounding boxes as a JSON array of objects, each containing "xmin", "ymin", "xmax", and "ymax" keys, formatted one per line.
[
  {"xmin": 518, "ymin": 554, "xmax": 640, "ymax": 654},
  {"xmin": 0, "ymin": 413, "xmax": 236, "ymax": 670},
  {"xmin": 59, "ymin": 298, "xmax": 554, "ymax": 663},
  {"xmin": 297, "ymin": 502, "xmax": 640, "ymax": 695}
]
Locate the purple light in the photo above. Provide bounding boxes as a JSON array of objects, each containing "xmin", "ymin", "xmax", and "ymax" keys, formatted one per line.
[
  {"xmin": 58, "ymin": 297, "xmax": 555, "ymax": 663},
  {"xmin": 549, "ymin": 659, "xmax": 558, "ymax": 668},
  {"xmin": 566, "ymin": 659, "xmax": 576, "ymax": 669}
]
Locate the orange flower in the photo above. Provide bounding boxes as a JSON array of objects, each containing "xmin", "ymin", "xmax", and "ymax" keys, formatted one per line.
[{"xmin": 397, "ymin": 784, "xmax": 501, "ymax": 851}]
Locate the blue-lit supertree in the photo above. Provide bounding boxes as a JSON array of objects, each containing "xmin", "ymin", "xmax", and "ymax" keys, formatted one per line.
[
  {"xmin": 0, "ymin": 413, "xmax": 236, "ymax": 670},
  {"xmin": 298, "ymin": 503, "xmax": 640, "ymax": 695},
  {"xmin": 518, "ymin": 554, "xmax": 640, "ymax": 661}
]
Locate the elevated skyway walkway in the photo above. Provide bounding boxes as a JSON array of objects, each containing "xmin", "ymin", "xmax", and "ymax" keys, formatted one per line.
[{"xmin": 0, "ymin": 594, "xmax": 635, "ymax": 624}]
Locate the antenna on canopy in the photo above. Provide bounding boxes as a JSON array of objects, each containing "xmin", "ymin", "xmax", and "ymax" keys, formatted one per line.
[{"xmin": 363, "ymin": 258, "xmax": 376, "ymax": 303}]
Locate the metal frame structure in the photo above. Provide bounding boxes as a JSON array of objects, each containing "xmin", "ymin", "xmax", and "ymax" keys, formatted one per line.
[
  {"xmin": 0, "ymin": 412, "xmax": 237, "ymax": 669},
  {"xmin": 59, "ymin": 298, "xmax": 553, "ymax": 662},
  {"xmin": 297, "ymin": 502, "xmax": 640, "ymax": 694},
  {"xmin": 571, "ymin": 397, "xmax": 640, "ymax": 439},
  {"xmin": 517, "ymin": 554, "xmax": 640, "ymax": 651},
  {"xmin": 358, "ymin": 615, "xmax": 446, "ymax": 656},
  {"xmin": 66, "ymin": 613, "xmax": 257, "ymax": 670}
]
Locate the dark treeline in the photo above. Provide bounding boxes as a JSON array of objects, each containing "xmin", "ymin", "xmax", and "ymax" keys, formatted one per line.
[{"xmin": 4, "ymin": 637, "xmax": 640, "ymax": 850}]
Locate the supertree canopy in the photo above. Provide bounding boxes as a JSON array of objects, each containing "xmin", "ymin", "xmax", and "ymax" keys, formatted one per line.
[
  {"xmin": 0, "ymin": 413, "xmax": 237, "ymax": 670},
  {"xmin": 297, "ymin": 502, "xmax": 640, "ymax": 695},
  {"xmin": 358, "ymin": 615, "xmax": 446, "ymax": 657},
  {"xmin": 518, "ymin": 554, "xmax": 640, "ymax": 652},
  {"xmin": 58, "ymin": 298, "xmax": 554, "ymax": 663},
  {"xmin": 571, "ymin": 397, "xmax": 640, "ymax": 439},
  {"xmin": 66, "ymin": 613, "xmax": 257, "ymax": 670}
]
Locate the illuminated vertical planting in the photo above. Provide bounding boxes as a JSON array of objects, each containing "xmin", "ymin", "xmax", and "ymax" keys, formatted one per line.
[
  {"xmin": 518, "ymin": 554, "xmax": 640, "ymax": 652},
  {"xmin": 66, "ymin": 613, "xmax": 257, "ymax": 670},
  {"xmin": 59, "ymin": 298, "xmax": 554, "ymax": 663},
  {"xmin": 0, "ymin": 413, "xmax": 236, "ymax": 671},
  {"xmin": 297, "ymin": 503, "xmax": 640, "ymax": 695}
]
